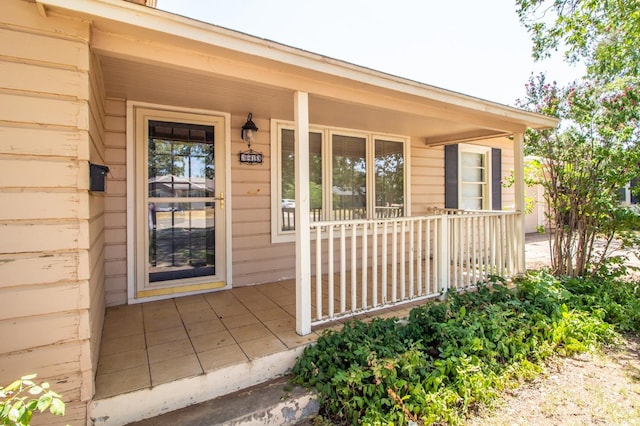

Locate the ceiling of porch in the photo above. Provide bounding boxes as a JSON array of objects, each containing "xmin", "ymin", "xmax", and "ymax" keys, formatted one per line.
[
  {"xmin": 38, "ymin": 0, "xmax": 556, "ymax": 144},
  {"xmin": 99, "ymin": 54, "xmax": 508, "ymax": 144}
]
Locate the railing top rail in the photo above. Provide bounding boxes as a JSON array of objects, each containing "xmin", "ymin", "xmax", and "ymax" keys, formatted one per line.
[{"xmin": 308, "ymin": 210, "xmax": 519, "ymax": 228}]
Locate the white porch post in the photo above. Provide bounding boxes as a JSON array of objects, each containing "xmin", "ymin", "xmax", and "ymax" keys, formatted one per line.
[
  {"xmin": 513, "ymin": 132, "xmax": 526, "ymax": 273},
  {"xmin": 294, "ymin": 91, "xmax": 312, "ymax": 335},
  {"xmin": 438, "ymin": 214, "xmax": 450, "ymax": 300}
]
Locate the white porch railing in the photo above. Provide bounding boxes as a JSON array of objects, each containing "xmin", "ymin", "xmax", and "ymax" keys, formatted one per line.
[{"xmin": 307, "ymin": 210, "xmax": 521, "ymax": 326}]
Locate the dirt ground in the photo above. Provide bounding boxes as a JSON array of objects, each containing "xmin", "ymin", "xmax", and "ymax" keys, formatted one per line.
[
  {"xmin": 465, "ymin": 234, "xmax": 640, "ymax": 425},
  {"xmin": 467, "ymin": 335, "xmax": 640, "ymax": 425}
]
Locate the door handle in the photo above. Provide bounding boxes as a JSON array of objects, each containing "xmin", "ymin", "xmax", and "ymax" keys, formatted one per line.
[{"xmin": 213, "ymin": 192, "xmax": 224, "ymax": 210}]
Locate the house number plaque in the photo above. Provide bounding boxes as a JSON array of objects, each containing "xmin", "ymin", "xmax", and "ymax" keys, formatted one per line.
[{"xmin": 239, "ymin": 150, "xmax": 263, "ymax": 165}]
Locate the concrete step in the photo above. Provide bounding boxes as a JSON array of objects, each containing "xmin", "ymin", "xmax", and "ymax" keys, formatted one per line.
[{"xmin": 126, "ymin": 376, "xmax": 319, "ymax": 425}]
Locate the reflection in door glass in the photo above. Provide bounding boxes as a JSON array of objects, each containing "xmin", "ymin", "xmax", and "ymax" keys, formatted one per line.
[
  {"xmin": 148, "ymin": 202, "xmax": 215, "ymax": 282},
  {"xmin": 147, "ymin": 121, "xmax": 215, "ymax": 283}
]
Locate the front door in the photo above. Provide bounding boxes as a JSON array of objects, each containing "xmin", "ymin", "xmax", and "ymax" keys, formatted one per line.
[{"xmin": 132, "ymin": 107, "xmax": 227, "ymax": 299}]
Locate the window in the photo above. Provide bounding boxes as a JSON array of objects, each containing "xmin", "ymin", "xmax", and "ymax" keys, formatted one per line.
[
  {"xmin": 332, "ymin": 133, "xmax": 367, "ymax": 220},
  {"xmin": 445, "ymin": 143, "xmax": 501, "ymax": 210},
  {"xmin": 272, "ymin": 121, "xmax": 408, "ymax": 239},
  {"xmin": 280, "ymin": 129, "xmax": 323, "ymax": 230},
  {"xmin": 375, "ymin": 139, "xmax": 405, "ymax": 217}
]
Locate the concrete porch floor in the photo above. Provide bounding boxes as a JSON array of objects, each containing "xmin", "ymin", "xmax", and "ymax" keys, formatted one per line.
[{"xmin": 90, "ymin": 279, "xmax": 421, "ymax": 425}]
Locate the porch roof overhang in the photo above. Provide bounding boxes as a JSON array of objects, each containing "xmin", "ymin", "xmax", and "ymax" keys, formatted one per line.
[{"xmin": 37, "ymin": 0, "xmax": 559, "ymax": 143}]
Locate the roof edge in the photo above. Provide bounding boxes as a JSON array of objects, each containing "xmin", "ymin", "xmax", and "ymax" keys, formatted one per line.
[{"xmin": 37, "ymin": 0, "xmax": 559, "ymax": 130}]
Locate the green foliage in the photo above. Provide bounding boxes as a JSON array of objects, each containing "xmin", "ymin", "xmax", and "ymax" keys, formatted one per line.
[
  {"xmin": 516, "ymin": 0, "xmax": 640, "ymax": 82},
  {"xmin": 293, "ymin": 273, "xmax": 639, "ymax": 425},
  {"xmin": 0, "ymin": 374, "xmax": 65, "ymax": 426}
]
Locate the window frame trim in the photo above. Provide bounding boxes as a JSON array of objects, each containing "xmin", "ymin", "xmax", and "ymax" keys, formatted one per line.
[{"xmin": 270, "ymin": 119, "xmax": 410, "ymax": 243}]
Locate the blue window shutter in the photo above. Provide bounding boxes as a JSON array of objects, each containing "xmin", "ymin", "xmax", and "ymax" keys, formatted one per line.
[
  {"xmin": 444, "ymin": 144, "xmax": 458, "ymax": 209},
  {"xmin": 491, "ymin": 148, "xmax": 502, "ymax": 210}
]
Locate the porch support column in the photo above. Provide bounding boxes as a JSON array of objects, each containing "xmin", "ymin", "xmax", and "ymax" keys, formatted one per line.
[
  {"xmin": 294, "ymin": 91, "xmax": 312, "ymax": 336},
  {"xmin": 513, "ymin": 132, "xmax": 526, "ymax": 273}
]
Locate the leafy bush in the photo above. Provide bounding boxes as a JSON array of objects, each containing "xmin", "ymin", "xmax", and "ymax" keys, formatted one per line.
[
  {"xmin": 0, "ymin": 374, "xmax": 65, "ymax": 426},
  {"xmin": 293, "ymin": 272, "xmax": 638, "ymax": 425}
]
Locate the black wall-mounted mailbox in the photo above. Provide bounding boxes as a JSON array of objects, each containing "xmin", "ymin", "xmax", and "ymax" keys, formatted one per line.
[{"xmin": 90, "ymin": 163, "xmax": 110, "ymax": 192}]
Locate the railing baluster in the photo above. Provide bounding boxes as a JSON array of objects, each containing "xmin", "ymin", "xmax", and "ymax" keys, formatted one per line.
[
  {"xmin": 432, "ymin": 217, "xmax": 438, "ymax": 294},
  {"xmin": 315, "ymin": 225, "xmax": 322, "ymax": 321},
  {"xmin": 362, "ymin": 222, "xmax": 368, "ymax": 310},
  {"xmin": 416, "ymin": 219, "xmax": 423, "ymax": 296},
  {"xmin": 351, "ymin": 223, "xmax": 357, "ymax": 313},
  {"xmin": 328, "ymin": 225, "xmax": 334, "ymax": 319},
  {"xmin": 424, "ymin": 218, "xmax": 436, "ymax": 294},
  {"xmin": 491, "ymin": 215, "xmax": 497, "ymax": 277},
  {"xmin": 465, "ymin": 216, "xmax": 471, "ymax": 288},
  {"xmin": 482, "ymin": 215, "xmax": 488, "ymax": 281},
  {"xmin": 496, "ymin": 216, "xmax": 504, "ymax": 275},
  {"xmin": 392, "ymin": 221, "xmax": 398, "ymax": 302},
  {"xmin": 340, "ymin": 224, "xmax": 346, "ymax": 314},
  {"xmin": 453, "ymin": 217, "xmax": 459, "ymax": 289},
  {"xmin": 400, "ymin": 220, "xmax": 406, "ymax": 300},
  {"xmin": 461, "ymin": 216, "xmax": 467, "ymax": 288},
  {"xmin": 372, "ymin": 222, "xmax": 378, "ymax": 308},
  {"xmin": 509, "ymin": 214, "xmax": 519, "ymax": 275},
  {"xmin": 409, "ymin": 220, "xmax": 414, "ymax": 298},
  {"xmin": 471, "ymin": 216, "xmax": 477, "ymax": 285},
  {"xmin": 382, "ymin": 221, "xmax": 388, "ymax": 304},
  {"xmin": 504, "ymin": 215, "xmax": 510, "ymax": 275}
]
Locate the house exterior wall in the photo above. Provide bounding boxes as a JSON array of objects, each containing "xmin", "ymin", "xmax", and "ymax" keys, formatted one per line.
[
  {"xmin": 103, "ymin": 98, "xmax": 128, "ymax": 306},
  {"xmin": 410, "ymin": 140, "xmax": 445, "ymax": 214},
  {"xmin": 0, "ymin": 1, "xmax": 98, "ymax": 423},
  {"xmin": 411, "ymin": 137, "xmax": 515, "ymax": 215},
  {"xmin": 87, "ymin": 51, "xmax": 107, "ymax": 395},
  {"xmin": 230, "ymin": 115, "xmax": 296, "ymax": 286}
]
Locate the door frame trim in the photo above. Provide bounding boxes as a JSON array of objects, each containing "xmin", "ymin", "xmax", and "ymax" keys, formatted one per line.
[{"xmin": 126, "ymin": 101, "xmax": 233, "ymax": 304}]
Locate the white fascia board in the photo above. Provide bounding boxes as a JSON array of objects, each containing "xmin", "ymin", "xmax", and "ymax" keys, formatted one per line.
[{"xmin": 37, "ymin": 0, "xmax": 558, "ymax": 130}]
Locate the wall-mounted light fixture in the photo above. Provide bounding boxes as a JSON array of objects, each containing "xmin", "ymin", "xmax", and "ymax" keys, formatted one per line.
[
  {"xmin": 241, "ymin": 113, "xmax": 259, "ymax": 148},
  {"xmin": 239, "ymin": 112, "xmax": 263, "ymax": 165}
]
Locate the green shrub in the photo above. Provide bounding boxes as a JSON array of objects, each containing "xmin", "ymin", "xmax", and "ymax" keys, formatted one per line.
[{"xmin": 293, "ymin": 272, "xmax": 637, "ymax": 425}]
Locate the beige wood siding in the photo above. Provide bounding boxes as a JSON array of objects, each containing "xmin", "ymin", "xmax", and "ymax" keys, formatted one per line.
[
  {"xmin": 87, "ymin": 51, "xmax": 107, "ymax": 399},
  {"xmin": 411, "ymin": 140, "xmax": 445, "ymax": 214},
  {"xmin": 103, "ymin": 99, "xmax": 128, "ymax": 306},
  {"xmin": 230, "ymin": 115, "xmax": 297, "ymax": 286},
  {"xmin": 410, "ymin": 137, "xmax": 516, "ymax": 215},
  {"xmin": 0, "ymin": 1, "xmax": 95, "ymax": 424}
]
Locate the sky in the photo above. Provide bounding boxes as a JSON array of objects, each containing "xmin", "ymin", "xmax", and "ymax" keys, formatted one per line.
[{"xmin": 156, "ymin": 0, "xmax": 583, "ymax": 107}]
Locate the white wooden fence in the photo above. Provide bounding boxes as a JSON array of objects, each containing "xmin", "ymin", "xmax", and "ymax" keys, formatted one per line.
[{"xmin": 308, "ymin": 210, "xmax": 521, "ymax": 325}]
